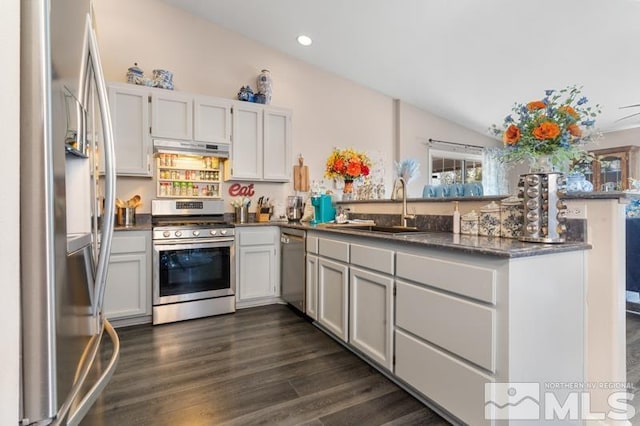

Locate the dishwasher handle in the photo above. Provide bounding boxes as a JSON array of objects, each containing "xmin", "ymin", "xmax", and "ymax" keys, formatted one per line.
[{"xmin": 281, "ymin": 234, "xmax": 304, "ymax": 245}]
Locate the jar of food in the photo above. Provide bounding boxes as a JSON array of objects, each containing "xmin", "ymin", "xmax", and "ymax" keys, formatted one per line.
[
  {"xmin": 180, "ymin": 182, "xmax": 187, "ymax": 196},
  {"xmin": 173, "ymin": 182, "xmax": 180, "ymax": 196}
]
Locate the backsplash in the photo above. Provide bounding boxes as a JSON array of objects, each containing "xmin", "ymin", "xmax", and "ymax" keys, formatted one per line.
[{"xmin": 349, "ymin": 212, "xmax": 587, "ymax": 242}]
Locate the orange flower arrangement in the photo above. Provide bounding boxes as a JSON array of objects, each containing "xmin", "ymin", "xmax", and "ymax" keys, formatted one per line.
[
  {"xmin": 491, "ymin": 86, "xmax": 601, "ymax": 167},
  {"xmin": 324, "ymin": 147, "xmax": 371, "ymax": 180}
]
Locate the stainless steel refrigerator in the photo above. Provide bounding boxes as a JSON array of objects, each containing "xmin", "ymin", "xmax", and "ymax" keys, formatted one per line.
[{"xmin": 20, "ymin": 0, "xmax": 119, "ymax": 424}]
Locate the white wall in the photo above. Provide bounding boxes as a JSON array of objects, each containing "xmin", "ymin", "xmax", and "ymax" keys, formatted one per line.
[
  {"xmin": 93, "ymin": 0, "xmax": 498, "ymax": 212},
  {"xmin": 93, "ymin": 0, "xmax": 394, "ymax": 213},
  {"xmin": 1, "ymin": 0, "xmax": 21, "ymax": 423},
  {"xmin": 397, "ymin": 101, "xmax": 499, "ymax": 197}
]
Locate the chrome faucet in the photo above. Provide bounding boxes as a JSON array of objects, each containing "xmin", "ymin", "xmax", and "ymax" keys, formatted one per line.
[{"xmin": 392, "ymin": 177, "xmax": 415, "ymax": 227}]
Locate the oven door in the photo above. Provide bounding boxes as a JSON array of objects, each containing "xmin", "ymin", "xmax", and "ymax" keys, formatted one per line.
[{"xmin": 153, "ymin": 238, "xmax": 235, "ymax": 305}]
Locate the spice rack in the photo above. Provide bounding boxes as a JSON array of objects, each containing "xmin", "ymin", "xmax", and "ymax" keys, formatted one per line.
[{"xmin": 156, "ymin": 152, "xmax": 223, "ymax": 199}]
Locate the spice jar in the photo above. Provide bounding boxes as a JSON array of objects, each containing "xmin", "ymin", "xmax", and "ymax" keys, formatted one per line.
[{"xmin": 479, "ymin": 201, "xmax": 501, "ymax": 237}]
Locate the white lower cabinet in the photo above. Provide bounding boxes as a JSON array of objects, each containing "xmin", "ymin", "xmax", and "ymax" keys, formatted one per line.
[
  {"xmin": 104, "ymin": 231, "xmax": 151, "ymax": 323},
  {"xmin": 317, "ymin": 257, "xmax": 349, "ymax": 342},
  {"xmin": 395, "ymin": 329, "xmax": 493, "ymax": 426},
  {"xmin": 305, "ymin": 254, "xmax": 319, "ymax": 320},
  {"xmin": 235, "ymin": 227, "xmax": 280, "ymax": 306},
  {"xmin": 349, "ymin": 266, "xmax": 394, "ymax": 371},
  {"xmin": 305, "ymin": 231, "xmax": 587, "ymax": 426}
]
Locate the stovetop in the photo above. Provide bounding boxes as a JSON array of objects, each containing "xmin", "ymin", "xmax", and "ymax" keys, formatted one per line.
[{"xmin": 151, "ymin": 199, "xmax": 234, "ymax": 240}]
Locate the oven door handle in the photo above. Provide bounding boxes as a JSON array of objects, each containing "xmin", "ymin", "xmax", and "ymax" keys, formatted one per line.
[{"xmin": 153, "ymin": 237, "xmax": 235, "ymax": 247}]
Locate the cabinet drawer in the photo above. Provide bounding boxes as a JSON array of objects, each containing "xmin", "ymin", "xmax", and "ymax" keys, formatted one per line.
[
  {"xmin": 307, "ymin": 235, "xmax": 319, "ymax": 254},
  {"xmin": 318, "ymin": 238, "xmax": 349, "ymax": 263},
  {"xmin": 238, "ymin": 228, "xmax": 277, "ymax": 246},
  {"xmin": 350, "ymin": 243, "xmax": 394, "ymax": 275},
  {"xmin": 395, "ymin": 329, "xmax": 493, "ymax": 426},
  {"xmin": 396, "ymin": 281, "xmax": 495, "ymax": 372},
  {"xmin": 396, "ymin": 252, "xmax": 496, "ymax": 304},
  {"xmin": 111, "ymin": 233, "xmax": 148, "ymax": 254}
]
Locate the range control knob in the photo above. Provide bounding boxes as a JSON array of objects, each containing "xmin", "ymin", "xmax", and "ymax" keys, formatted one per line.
[
  {"xmin": 175, "ymin": 231, "xmax": 183, "ymax": 237},
  {"xmin": 193, "ymin": 230, "xmax": 200, "ymax": 237},
  {"xmin": 220, "ymin": 229, "xmax": 228, "ymax": 235},
  {"xmin": 210, "ymin": 229, "xmax": 218, "ymax": 236},
  {"xmin": 163, "ymin": 231, "xmax": 171, "ymax": 238}
]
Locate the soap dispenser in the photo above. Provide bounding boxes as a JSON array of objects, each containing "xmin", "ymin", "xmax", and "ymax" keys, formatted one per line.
[{"xmin": 452, "ymin": 201, "xmax": 460, "ymax": 234}]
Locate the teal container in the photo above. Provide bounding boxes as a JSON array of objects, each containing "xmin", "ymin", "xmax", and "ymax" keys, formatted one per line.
[{"xmin": 311, "ymin": 194, "xmax": 336, "ymax": 224}]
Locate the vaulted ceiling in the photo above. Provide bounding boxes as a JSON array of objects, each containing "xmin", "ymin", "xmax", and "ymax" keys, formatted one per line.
[{"xmin": 162, "ymin": 0, "xmax": 640, "ymax": 135}]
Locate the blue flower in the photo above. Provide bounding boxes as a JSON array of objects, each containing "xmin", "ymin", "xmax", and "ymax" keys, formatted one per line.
[
  {"xmin": 577, "ymin": 97, "xmax": 588, "ymax": 106},
  {"xmin": 581, "ymin": 119, "xmax": 595, "ymax": 127},
  {"xmin": 545, "ymin": 89, "xmax": 555, "ymax": 96},
  {"xmin": 504, "ymin": 115, "xmax": 513, "ymax": 123}
]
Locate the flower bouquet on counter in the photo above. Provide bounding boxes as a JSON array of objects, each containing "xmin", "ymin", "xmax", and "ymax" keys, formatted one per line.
[
  {"xmin": 490, "ymin": 85, "xmax": 602, "ymax": 170},
  {"xmin": 324, "ymin": 147, "xmax": 371, "ymax": 181}
]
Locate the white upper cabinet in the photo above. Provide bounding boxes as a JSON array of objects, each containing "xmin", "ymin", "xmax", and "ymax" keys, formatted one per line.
[
  {"xmin": 230, "ymin": 102, "xmax": 263, "ymax": 180},
  {"xmin": 229, "ymin": 102, "xmax": 292, "ymax": 182},
  {"xmin": 263, "ymin": 107, "xmax": 292, "ymax": 181},
  {"xmin": 193, "ymin": 96, "xmax": 232, "ymax": 144},
  {"xmin": 151, "ymin": 91, "xmax": 193, "ymax": 140},
  {"xmin": 107, "ymin": 84, "xmax": 152, "ymax": 176}
]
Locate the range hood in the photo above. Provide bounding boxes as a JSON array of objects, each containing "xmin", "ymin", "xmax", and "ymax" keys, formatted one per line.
[{"xmin": 153, "ymin": 139, "xmax": 230, "ymax": 158}]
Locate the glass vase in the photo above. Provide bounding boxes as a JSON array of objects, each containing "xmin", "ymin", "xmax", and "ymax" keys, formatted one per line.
[
  {"xmin": 528, "ymin": 155, "xmax": 555, "ymax": 173},
  {"xmin": 342, "ymin": 179, "xmax": 355, "ymax": 200}
]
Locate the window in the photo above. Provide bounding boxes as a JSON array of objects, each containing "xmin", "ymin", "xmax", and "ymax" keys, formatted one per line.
[{"xmin": 428, "ymin": 149, "xmax": 482, "ymax": 185}]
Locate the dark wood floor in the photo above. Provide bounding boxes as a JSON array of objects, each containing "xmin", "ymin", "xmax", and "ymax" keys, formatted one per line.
[{"xmin": 83, "ymin": 305, "xmax": 448, "ymax": 425}]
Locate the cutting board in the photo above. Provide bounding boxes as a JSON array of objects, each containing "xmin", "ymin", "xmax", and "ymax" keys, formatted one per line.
[{"xmin": 293, "ymin": 156, "xmax": 309, "ymax": 192}]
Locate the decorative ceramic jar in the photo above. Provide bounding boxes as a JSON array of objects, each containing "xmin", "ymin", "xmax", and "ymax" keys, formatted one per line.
[
  {"xmin": 126, "ymin": 63, "xmax": 144, "ymax": 84},
  {"xmin": 460, "ymin": 210, "xmax": 479, "ymax": 235},
  {"xmin": 500, "ymin": 195, "xmax": 524, "ymax": 238},
  {"xmin": 479, "ymin": 201, "xmax": 501, "ymax": 237},
  {"xmin": 152, "ymin": 69, "xmax": 174, "ymax": 90},
  {"xmin": 257, "ymin": 69, "xmax": 272, "ymax": 104},
  {"xmin": 566, "ymin": 172, "xmax": 593, "ymax": 192},
  {"xmin": 237, "ymin": 86, "xmax": 254, "ymax": 102}
]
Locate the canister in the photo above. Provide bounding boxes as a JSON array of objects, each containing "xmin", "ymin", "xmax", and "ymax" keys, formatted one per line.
[
  {"xmin": 460, "ymin": 210, "xmax": 479, "ymax": 235},
  {"xmin": 479, "ymin": 201, "xmax": 501, "ymax": 237},
  {"xmin": 500, "ymin": 195, "xmax": 524, "ymax": 238},
  {"xmin": 116, "ymin": 207, "xmax": 136, "ymax": 227}
]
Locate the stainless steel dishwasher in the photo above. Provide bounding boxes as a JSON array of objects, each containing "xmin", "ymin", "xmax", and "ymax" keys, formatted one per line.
[{"xmin": 281, "ymin": 228, "xmax": 306, "ymax": 313}]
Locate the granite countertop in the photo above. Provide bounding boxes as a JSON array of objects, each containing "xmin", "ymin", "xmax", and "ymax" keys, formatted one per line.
[
  {"xmin": 233, "ymin": 221, "xmax": 590, "ymax": 259},
  {"xmin": 113, "ymin": 214, "xmax": 152, "ymax": 232}
]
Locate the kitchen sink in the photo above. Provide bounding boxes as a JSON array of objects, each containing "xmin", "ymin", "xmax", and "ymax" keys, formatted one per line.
[{"xmin": 327, "ymin": 224, "xmax": 429, "ymax": 235}]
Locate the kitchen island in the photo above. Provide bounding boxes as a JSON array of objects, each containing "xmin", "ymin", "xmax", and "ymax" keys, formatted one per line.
[{"xmin": 286, "ymin": 223, "xmax": 588, "ymax": 425}]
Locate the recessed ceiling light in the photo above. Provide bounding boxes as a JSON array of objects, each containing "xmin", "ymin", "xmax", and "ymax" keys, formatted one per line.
[{"xmin": 297, "ymin": 35, "xmax": 312, "ymax": 46}]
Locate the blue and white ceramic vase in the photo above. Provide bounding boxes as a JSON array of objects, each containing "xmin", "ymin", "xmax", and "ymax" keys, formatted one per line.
[
  {"xmin": 257, "ymin": 69, "xmax": 272, "ymax": 104},
  {"xmin": 566, "ymin": 172, "xmax": 593, "ymax": 192}
]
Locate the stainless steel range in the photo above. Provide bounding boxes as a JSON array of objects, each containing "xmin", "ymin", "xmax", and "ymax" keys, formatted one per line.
[{"xmin": 151, "ymin": 199, "xmax": 235, "ymax": 325}]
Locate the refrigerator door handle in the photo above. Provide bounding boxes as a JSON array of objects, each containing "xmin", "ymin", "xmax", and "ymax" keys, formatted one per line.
[
  {"xmin": 66, "ymin": 320, "xmax": 120, "ymax": 426},
  {"xmin": 84, "ymin": 15, "xmax": 116, "ymax": 316}
]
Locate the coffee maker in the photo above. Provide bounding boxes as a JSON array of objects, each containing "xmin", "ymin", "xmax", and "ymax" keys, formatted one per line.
[
  {"xmin": 311, "ymin": 194, "xmax": 335, "ymax": 224},
  {"xmin": 286, "ymin": 195, "xmax": 304, "ymax": 221}
]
